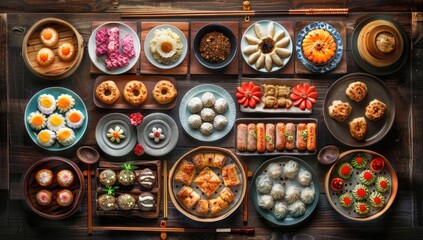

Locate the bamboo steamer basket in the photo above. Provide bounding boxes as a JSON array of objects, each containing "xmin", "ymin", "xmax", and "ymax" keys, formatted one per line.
[
  {"xmin": 22, "ymin": 18, "xmax": 84, "ymax": 80},
  {"xmin": 23, "ymin": 156, "xmax": 85, "ymax": 220}
]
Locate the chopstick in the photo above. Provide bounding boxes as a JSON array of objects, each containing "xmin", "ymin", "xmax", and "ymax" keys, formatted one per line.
[
  {"xmin": 92, "ymin": 226, "xmax": 255, "ymax": 235},
  {"xmin": 121, "ymin": 8, "xmax": 348, "ymax": 18},
  {"xmin": 163, "ymin": 160, "xmax": 168, "ymax": 219},
  {"xmin": 243, "ymin": 161, "xmax": 248, "ymax": 225}
]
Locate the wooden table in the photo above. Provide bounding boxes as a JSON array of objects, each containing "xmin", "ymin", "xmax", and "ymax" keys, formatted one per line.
[{"xmin": 1, "ymin": 3, "xmax": 423, "ymax": 239}]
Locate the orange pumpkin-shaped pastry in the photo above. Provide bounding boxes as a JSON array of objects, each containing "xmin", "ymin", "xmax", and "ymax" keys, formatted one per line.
[{"xmin": 302, "ymin": 29, "xmax": 336, "ymax": 64}]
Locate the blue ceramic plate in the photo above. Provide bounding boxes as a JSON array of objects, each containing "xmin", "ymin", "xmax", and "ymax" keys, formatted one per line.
[
  {"xmin": 296, "ymin": 22, "xmax": 343, "ymax": 73},
  {"xmin": 251, "ymin": 156, "xmax": 320, "ymax": 226},
  {"xmin": 95, "ymin": 113, "xmax": 137, "ymax": 157},
  {"xmin": 24, "ymin": 87, "xmax": 88, "ymax": 151},
  {"xmin": 137, "ymin": 112, "xmax": 179, "ymax": 157},
  {"xmin": 241, "ymin": 20, "xmax": 293, "ymax": 72},
  {"xmin": 88, "ymin": 21, "xmax": 141, "ymax": 75},
  {"xmin": 179, "ymin": 84, "xmax": 236, "ymax": 142},
  {"xmin": 144, "ymin": 24, "xmax": 188, "ymax": 69}
]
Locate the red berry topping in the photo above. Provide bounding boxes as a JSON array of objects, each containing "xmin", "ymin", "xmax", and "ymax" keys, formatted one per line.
[
  {"xmin": 363, "ymin": 171, "xmax": 373, "ymax": 180},
  {"xmin": 357, "ymin": 188, "xmax": 366, "ymax": 197},
  {"xmin": 331, "ymin": 177, "xmax": 344, "ymax": 191},
  {"xmin": 133, "ymin": 144, "xmax": 144, "ymax": 156}
]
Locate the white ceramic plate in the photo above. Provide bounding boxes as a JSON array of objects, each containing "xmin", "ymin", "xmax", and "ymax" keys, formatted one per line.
[
  {"xmin": 144, "ymin": 24, "xmax": 188, "ymax": 69},
  {"xmin": 88, "ymin": 21, "xmax": 140, "ymax": 75}
]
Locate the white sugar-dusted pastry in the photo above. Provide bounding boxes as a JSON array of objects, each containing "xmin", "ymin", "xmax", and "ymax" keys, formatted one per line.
[
  {"xmin": 187, "ymin": 97, "xmax": 203, "ymax": 113},
  {"xmin": 56, "ymin": 94, "xmax": 75, "ymax": 113},
  {"xmin": 258, "ymin": 194, "xmax": 274, "ymax": 210},
  {"xmin": 266, "ymin": 162, "xmax": 283, "ymax": 179},
  {"xmin": 47, "ymin": 113, "xmax": 66, "ymax": 132},
  {"xmin": 188, "ymin": 114, "xmax": 202, "ymax": 129},
  {"xmin": 328, "ymin": 100, "xmax": 352, "ymax": 123},
  {"xmin": 200, "ymin": 108, "xmax": 215, "ymax": 122},
  {"xmin": 37, "ymin": 94, "xmax": 56, "ymax": 114},
  {"xmin": 288, "ymin": 201, "xmax": 306, "ymax": 217},
  {"xmin": 201, "ymin": 92, "xmax": 216, "ymax": 108},
  {"xmin": 213, "ymin": 115, "xmax": 227, "ymax": 131},
  {"xmin": 346, "ymin": 81, "xmax": 368, "ymax": 102},
  {"xmin": 273, "ymin": 201, "xmax": 288, "ymax": 219},
  {"xmin": 214, "ymin": 98, "xmax": 228, "ymax": 114},
  {"xmin": 270, "ymin": 183, "xmax": 285, "ymax": 200},
  {"xmin": 65, "ymin": 109, "xmax": 85, "ymax": 129},
  {"xmin": 283, "ymin": 160, "xmax": 299, "ymax": 179},
  {"xmin": 56, "ymin": 127, "xmax": 75, "ymax": 146},
  {"xmin": 284, "ymin": 185, "xmax": 301, "ymax": 204},
  {"xmin": 297, "ymin": 169, "xmax": 312, "ymax": 186},
  {"xmin": 27, "ymin": 111, "xmax": 47, "ymax": 130},
  {"xmin": 301, "ymin": 187, "xmax": 315, "ymax": 204},
  {"xmin": 200, "ymin": 122, "xmax": 213, "ymax": 136},
  {"xmin": 37, "ymin": 129, "xmax": 56, "ymax": 147},
  {"xmin": 255, "ymin": 174, "xmax": 273, "ymax": 194}
]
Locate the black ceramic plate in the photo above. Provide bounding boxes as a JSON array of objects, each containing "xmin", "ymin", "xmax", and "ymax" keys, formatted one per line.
[
  {"xmin": 351, "ymin": 15, "xmax": 409, "ymax": 76},
  {"xmin": 323, "ymin": 73, "xmax": 395, "ymax": 147}
]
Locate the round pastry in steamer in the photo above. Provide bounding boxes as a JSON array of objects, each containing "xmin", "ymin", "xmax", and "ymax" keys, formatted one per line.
[
  {"xmin": 36, "ymin": 48, "xmax": 55, "ymax": 66},
  {"xmin": 39, "ymin": 27, "xmax": 59, "ymax": 47},
  {"xmin": 123, "ymin": 80, "xmax": 148, "ymax": 106},
  {"xmin": 152, "ymin": 80, "xmax": 177, "ymax": 104},
  {"xmin": 56, "ymin": 169, "xmax": 75, "ymax": 187},
  {"xmin": 57, "ymin": 42, "xmax": 76, "ymax": 62},
  {"xmin": 56, "ymin": 189, "xmax": 74, "ymax": 207},
  {"xmin": 35, "ymin": 169, "xmax": 53, "ymax": 187},
  {"xmin": 36, "ymin": 189, "xmax": 53, "ymax": 206},
  {"xmin": 95, "ymin": 80, "xmax": 120, "ymax": 105}
]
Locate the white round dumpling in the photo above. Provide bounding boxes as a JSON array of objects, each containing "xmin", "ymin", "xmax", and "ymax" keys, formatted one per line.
[
  {"xmin": 266, "ymin": 162, "xmax": 283, "ymax": 179},
  {"xmin": 288, "ymin": 201, "xmax": 306, "ymax": 217},
  {"xmin": 213, "ymin": 115, "xmax": 227, "ymax": 131},
  {"xmin": 37, "ymin": 129, "xmax": 56, "ymax": 147},
  {"xmin": 270, "ymin": 183, "xmax": 285, "ymax": 200},
  {"xmin": 284, "ymin": 160, "xmax": 299, "ymax": 179},
  {"xmin": 214, "ymin": 98, "xmax": 228, "ymax": 114},
  {"xmin": 56, "ymin": 127, "xmax": 76, "ymax": 146},
  {"xmin": 188, "ymin": 114, "xmax": 202, "ymax": 129},
  {"xmin": 298, "ymin": 168, "xmax": 312, "ymax": 186},
  {"xmin": 187, "ymin": 97, "xmax": 203, "ymax": 113},
  {"xmin": 46, "ymin": 113, "xmax": 66, "ymax": 132},
  {"xmin": 284, "ymin": 185, "xmax": 301, "ymax": 204},
  {"xmin": 201, "ymin": 92, "xmax": 216, "ymax": 108},
  {"xmin": 301, "ymin": 187, "xmax": 315, "ymax": 204},
  {"xmin": 27, "ymin": 111, "xmax": 47, "ymax": 130},
  {"xmin": 258, "ymin": 194, "xmax": 274, "ymax": 210},
  {"xmin": 65, "ymin": 109, "xmax": 85, "ymax": 129},
  {"xmin": 37, "ymin": 94, "xmax": 56, "ymax": 114},
  {"xmin": 273, "ymin": 201, "xmax": 288, "ymax": 219},
  {"xmin": 200, "ymin": 122, "xmax": 213, "ymax": 135},
  {"xmin": 200, "ymin": 108, "xmax": 216, "ymax": 122},
  {"xmin": 255, "ymin": 174, "xmax": 273, "ymax": 194}
]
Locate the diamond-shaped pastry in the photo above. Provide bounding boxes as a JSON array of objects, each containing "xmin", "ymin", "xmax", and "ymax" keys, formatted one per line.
[
  {"xmin": 194, "ymin": 167, "xmax": 222, "ymax": 198},
  {"xmin": 222, "ymin": 164, "xmax": 240, "ymax": 187}
]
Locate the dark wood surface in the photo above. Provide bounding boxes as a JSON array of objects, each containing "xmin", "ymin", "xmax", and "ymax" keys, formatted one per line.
[{"xmin": 1, "ymin": 6, "xmax": 423, "ymax": 240}]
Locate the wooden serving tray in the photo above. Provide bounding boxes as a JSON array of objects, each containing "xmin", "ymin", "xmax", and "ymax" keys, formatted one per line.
[
  {"xmin": 90, "ymin": 21, "xmax": 139, "ymax": 74},
  {"xmin": 140, "ymin": 22, "xmax": 189, "ymax": 74},
  {"xmin": 93, "ymin": 75, "xmax": 177, "ymax": 110},
  {"xmin": 294, "ymin": 21, "xmax": 347, "ymax": 74},
  {"xmin": 190, "ymin": 21, "xmax": 239, "ymax": 75},
  {"xmin": 95, "ymin": 160, "xmax": 161, "ymax": 218},
  {"xmin": 241, "ymin": 20, "xmax": 295, "ymax": 75}
]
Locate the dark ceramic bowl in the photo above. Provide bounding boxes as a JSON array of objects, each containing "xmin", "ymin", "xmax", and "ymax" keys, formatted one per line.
[{"xmin": 193, "ymin": 24, "xmax": 237, "ymax": 69}]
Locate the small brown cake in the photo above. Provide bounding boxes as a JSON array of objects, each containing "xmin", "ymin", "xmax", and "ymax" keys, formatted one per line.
[
  {"xmin": 152, "ymin": 80, "xmax": 177, "ymax": 104},
  {"xmin": 138, "ymin": 168, "xmax": 156, "ymax": 190},
  {"xmin": 328, "ymin": 100, "xmax": 352, "ymax": 122},
  {"xmin": 36, "ymin": 48, "xmax": 55, "ymax": 66},
  {"xmin": 35, "ymin": 189, "xmax": 53, "ymax": 206},
  {"xmin": 97, "ymin": 193, "xmax": 116, "ymax": 211},
  {"xmin": 39, "ymin": 27, "xmax": 59, "ymax": 47},
  {"xmin": 117, "ymin": 193, "xmax": 136, "ymax": 210},
  {"xmin": 348, "ymin": 117, "xmax": 367, "ymax": 141},
  {"xmin": 346, "ymin": 81, "xmax": 368, "ymax": 102},
  {"xmin": 95, "ymin": 80, "xmax": 120, "ymax": 105},
  {"xmin": 99, "ymin": 169, "xmax": 117, "ymax": 187},
  {"xmin": 35, "ymin": 169, "xmax": 53, "ymax": 187},
  {"xmin": 56, "ymin": 189, "xmax": 74, "ymax": 207},
  {"xmin": 123, "ymin": 80, "xmax": 148, "ymax": 106},
  {"xmin": 57, "ymin": 42, "xmax": 76, "ymax": 62},
  {"xmin": 365, "ymin": 99, "xmax": 387, "ymax": 121},
  {"xmin": 138, "ymin": 192, "xmax": 156, "ymax": 211},
  {"xmin": 56, "ymin": 169, "xmax": 74, "ymax": 187}
]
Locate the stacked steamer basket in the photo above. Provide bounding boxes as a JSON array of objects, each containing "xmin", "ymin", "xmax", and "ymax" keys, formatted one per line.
[{"xmin": 22, "ymin": 18, "xmax": 84, "ymax": 80}]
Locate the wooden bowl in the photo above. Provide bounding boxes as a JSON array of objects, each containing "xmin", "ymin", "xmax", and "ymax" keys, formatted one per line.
[
  {"xmin": 168, "ymin": 146, "xmax": 247, "ymax": 222},
  {"xmin": 324, "ymin": 149, "xmax": 398, "ymax": 221},
  {"xmin": 23, "ymin": 156, "xmax": 85, "ymax": 219},
  {"xmin": 22, "ymin": 18, "xmax": 84, "ymax": 80}
]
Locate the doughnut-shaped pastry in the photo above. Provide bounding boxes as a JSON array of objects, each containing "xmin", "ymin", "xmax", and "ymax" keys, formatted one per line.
[
  {"xmin": 95, "ymin": 80, "xmax": 120, "ymax": 104},
  {"xmin": 36, "ymin": 48, "xmax": 55, "ymax": 66},
  {"xmin": 152, "ymin": 80, "xmax": 177, "ymax": 104},
  {"xmin": 365, "ymin": 99, "xmax": 387, "ymax": 121},
  {"xmin": 348, "ymin": 117, "xmax": 367, "ymax": 141},
  {"xmin": 57, "ymin": 42, "xmax": 76, "ymax": 61},
  {"xmin": 39, "ymin": 27, "xmax": 59, "ymax": 47},
  {"xmin": 123, "ymin": 80, "xmax": 148, "ymax": 106}
]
